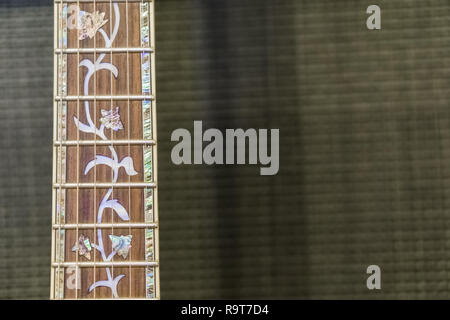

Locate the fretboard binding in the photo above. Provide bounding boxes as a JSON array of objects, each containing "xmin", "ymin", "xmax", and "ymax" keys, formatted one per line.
[
  {"xmin": 56, "ymin": 95, "xmax": 154, "ymax": 101},
  {"xmin": 54, "ymin": 140, "xmax": 156, "ymax": 146},
  {"xmin": 52, "ymin": 261, "xmax": 158, "ymax": 268},
  {"xmin": 54, "ymin": 182, "xmax": 156, "ymax": 189},
  {"xmin": 53, "ymin": 223, "xmax": 157, "ymax": 229},
  {"xmin": 55, "ymin": 48, "xmax": 153, "ymax": 54}
]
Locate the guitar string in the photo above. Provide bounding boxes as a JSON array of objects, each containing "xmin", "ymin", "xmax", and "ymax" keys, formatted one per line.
[
  {"xmin": 125, "ymin": 0, "xmax": 132, "ymax": 298},
  {"xmin": 150, "ymin": 0, "xmax": 155, "ymax": 297},
  {"xmin": 109, "ymin": 0, "xmax": 114, "ymax": 299},
  {"xmin": 93, "ymin": 0, "xmax": 97, "ymax": 299},
  {"xmin": 143, "ymin": 0, "xmax": 148, "ymax": 297},
  {"xmin": 76, "ymin": 0, "xmax": 81, "ymax": 300},
  {"xmin": 56, "ymin": 2, "xmax": 59, "ymax": 299},
  {"xmin": 54, "ymin": 3, "xmax": 57, "ymax": 299},
  {"xmin": 57, "ymin": 2, "xmax": 63, "ymax": 299},
  {"xmin": 149, "ymin": 0, "xmax": 154, "ymax": 298}
]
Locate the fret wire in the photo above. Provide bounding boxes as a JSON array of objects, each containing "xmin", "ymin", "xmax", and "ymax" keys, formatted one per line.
[
  {"xmin": 54, "ymin": 139, "xmax": 156, "ymax": 146},
  {"xmin": 53, "ymin": 261, "xmax": 158, "ymax": 267},
  {"xmin": 55, "ymin": 95, "xmax": 154, "ymax": 100},
  {"xmin": 53, "ymin": 223, "xmax": 158, "ymax": 229},
  {"xmin": 56, "ymin": 48, "xmax": 153, "ymax": 53},
  {"xmin": 54, "ymin": 182, "xmax": 156, "ymax": 188}
]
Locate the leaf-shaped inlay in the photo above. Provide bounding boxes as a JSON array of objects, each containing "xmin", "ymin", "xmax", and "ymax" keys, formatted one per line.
[
  {"xmin": 73, "ymin": 116, "xmax": 94, "ymax": 134},
  {"xmin": 84, "ymin": 155, "xmax": 115, "ymax": 175},
  {"xmin": 89, "ymin": 274, "xmax": 125, "ymax": 298},
  {"xmin": 84, "ymin": 155, "xmax": 138, "ymax": 176},
  {"xmin": 102, "ymin": 199, "xmax": 130, "ymax": 221},
  {"xmin": 119, "ymin": 156, "xmax": 138, "ymax": 176}
]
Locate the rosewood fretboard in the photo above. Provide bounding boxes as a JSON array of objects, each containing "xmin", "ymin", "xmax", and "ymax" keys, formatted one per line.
[{"xmin": 51, "ymin": 0, "xmax": 159, "ymax": 299}]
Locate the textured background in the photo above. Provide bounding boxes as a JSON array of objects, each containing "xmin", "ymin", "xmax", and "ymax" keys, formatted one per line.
[{"xmin": 1, "ymin": 0, "xmax": 450, "ymax": 299}]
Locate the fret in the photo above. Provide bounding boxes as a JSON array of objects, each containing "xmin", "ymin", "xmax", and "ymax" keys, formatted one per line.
[
  {"xmin": 56, "ymin": 48, "xmax": 153, "ymax": 54},
  {"xmin": 53, "ymin": 182, "xmax": 156, "ymax": 188},
  {"xmin": 53, "ymin": 262, "xmax": 158, "ymax": 268},
  {"xmin": 53, "ymin": 223, "xmax": 158, "ymax": 229},
  {"xmin": 55, "ymin": 95, "xmax": 154, "ymax": 100},
  {"xmin": 52, "ymin": 1, "xmax": 159, "ymax": 299},
  {"xmin": 54, "ymin": 139, "xmax": 156, "ymax": 146}
]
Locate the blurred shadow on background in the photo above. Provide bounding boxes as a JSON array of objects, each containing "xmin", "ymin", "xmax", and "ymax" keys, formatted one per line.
[
  {"xmin": 0, "ymin": 0, "xmax": 309, "ymax": 299},
  {"xmin": 0, "ymin": 0, "xmax": 51, "ymax": 8},
  {"xmin": 203, "ymin": 0, "xmax": 306, "ymax": 298},
  {"xmin": 0, "ymin": 0, "xmax": 53, "ymax": 298},
  {"xmin": 3, "ymin": 0, "xmax": 447, "ymax": 300}
]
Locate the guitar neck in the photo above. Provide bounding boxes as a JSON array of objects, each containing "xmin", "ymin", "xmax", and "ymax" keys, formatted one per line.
[{"xmin": 51, "ymin": 0, "xmax": 159, "ymax": 299}]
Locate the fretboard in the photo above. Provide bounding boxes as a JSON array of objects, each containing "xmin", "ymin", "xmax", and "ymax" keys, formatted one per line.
[{"xmin": 51, "ymin": 0, "xmax": 159, "ymax": 299}]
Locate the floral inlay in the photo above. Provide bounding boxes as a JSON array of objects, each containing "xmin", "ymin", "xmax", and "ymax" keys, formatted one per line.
[
  {"xmin": 100, "ymin": 107, "xmax": 124, "ymax": 131},
  {"xmin": 109, "ymin": 235, "xmax": 132, "ymax": 259},
  {"xmin": 72, "ymin": 234, "xmax": 92, "ymax": 260},
  {"xmin": 67, "ymin": 5, "xmax": 108, "ymax": 40},
  {"xmin": 69, "ymin": 3, "xmax": 136, "ymax": 298}
]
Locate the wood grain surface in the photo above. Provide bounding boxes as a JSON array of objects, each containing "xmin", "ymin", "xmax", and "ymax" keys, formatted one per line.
[{"xmin": 53, "ymin": 2, "xmax": 157, "ymax": 299}]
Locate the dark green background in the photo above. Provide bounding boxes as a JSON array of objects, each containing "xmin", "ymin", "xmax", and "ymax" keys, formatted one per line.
[{"xmin": 1, "ymin": 0, "xmax": 449, "ymax": 299}]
